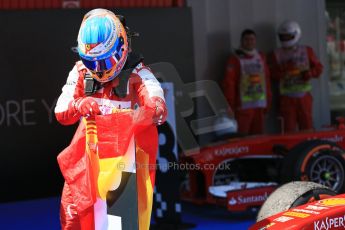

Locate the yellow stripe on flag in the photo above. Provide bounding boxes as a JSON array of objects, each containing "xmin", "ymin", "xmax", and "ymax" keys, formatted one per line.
[
  {"xmin": 98, "ymin": 157, "xmax": 123, "ymax": 200},
  {"xmin": 137, "ymin": 147, "xmax": 153, "ymax": 230},
  {"xmin": 84, "ymin": 118, "xmax": 100, "ymax": 198}
]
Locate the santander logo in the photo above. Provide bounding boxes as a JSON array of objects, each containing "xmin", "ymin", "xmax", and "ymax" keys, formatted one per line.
[{"xmin": 229, "ymin": 192, "xmax": 269, "ymax": 206}]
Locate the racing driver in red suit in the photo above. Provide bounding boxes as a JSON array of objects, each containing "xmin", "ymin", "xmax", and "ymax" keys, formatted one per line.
[
  {"xmin": 270, "ymin": 20, "xmax": 323, "ymax": 133},
  {"xmin": 54, "ymin": 8, "xmax": 167, "ymax": 230}
]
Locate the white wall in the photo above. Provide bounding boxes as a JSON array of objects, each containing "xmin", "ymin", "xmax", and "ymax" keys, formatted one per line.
[{"xmin": 188, "ymin": 0, "xmax": 329, "ymax": 133}]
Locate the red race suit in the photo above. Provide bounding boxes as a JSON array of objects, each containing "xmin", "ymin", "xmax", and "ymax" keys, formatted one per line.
[
  {"xmin": 270, "ymin": 45, "xmax": 323, "ymax": 132},
  {"xmin": 222, "ymin": 49, "xmax": 271, "ymax": 135},
  {"xmin": 55, "ymin": 60, "xmax": 166, "ymax": 230}
]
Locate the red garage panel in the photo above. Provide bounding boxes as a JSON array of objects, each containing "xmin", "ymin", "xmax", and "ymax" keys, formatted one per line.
[
  {"xmin": 11, "ymin": 0, "xmax": 18, "ymax": 9},
  {"xmin": 100, "ymin": 0, "xmax": 107, "ymax": 7},
  {"xmin": 0, "ymin": 0, "xmax": 185, "ymax": 9},
  {"xmin": 175, "ymin": 0, "xmax": 185, "ymax": 7},
  {"xmin": 2, "ymin": 0, "xmax": 10, "ymax": 9},
  {"xmin": 36, "ymin": 0, "xmax": 44, "ymax": 9},
  {"xmin": 52, "ymin": 0, "xmax": 62, "ymax": 8},
  {"xmin": 80, "ymin": 0, "xmax": 90, "ymax": 8},
  {"xmin": 120, "ymin": 0, "xmax": 129, "ymax": 8}
]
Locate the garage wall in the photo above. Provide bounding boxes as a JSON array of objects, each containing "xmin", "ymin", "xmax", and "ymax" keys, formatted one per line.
[{"xmin": 188, "ymin": 0, "xmax": 329, "ymax": 133}]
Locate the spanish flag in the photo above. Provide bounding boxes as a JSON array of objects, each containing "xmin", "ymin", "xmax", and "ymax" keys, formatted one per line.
[{"xmin": 58, "ymin": 107, "xmax": 158, "ymax": 230}]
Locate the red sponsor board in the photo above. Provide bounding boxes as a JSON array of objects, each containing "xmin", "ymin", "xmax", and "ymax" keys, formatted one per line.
[
  {"xmin": 250, "ymin": 194, "xmax": 345, "ymax": 230},
  {"xmin": 227, "ymin": 186, "xmax": 276, "ymax": 211}
]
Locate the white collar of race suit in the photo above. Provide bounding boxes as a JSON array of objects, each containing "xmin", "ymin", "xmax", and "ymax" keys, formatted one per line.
[
  {"xmin": 239, "ymin": 48, "xmax": 258, "ymax": 57},
  {"xmin": 281, "ymin": 44, "xmax": 299, "ymax": 51}
]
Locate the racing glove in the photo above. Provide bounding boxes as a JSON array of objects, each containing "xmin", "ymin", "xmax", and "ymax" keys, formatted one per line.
[
  {"xmin": 72, "ymin": 97, "xmax": 101, "ymax": 117},
  {"xmin": 147, "ymin": 97, "xmax": 167, "ymax": 125}
]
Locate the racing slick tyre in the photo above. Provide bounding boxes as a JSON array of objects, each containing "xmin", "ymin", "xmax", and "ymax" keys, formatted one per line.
[
  {"xmin": 256, "ymin": 181, "xmax": 336, "ymax": 222},
  {"xmin": 280, "ymin": 140, "xmax": 345, "ymax": 193}
]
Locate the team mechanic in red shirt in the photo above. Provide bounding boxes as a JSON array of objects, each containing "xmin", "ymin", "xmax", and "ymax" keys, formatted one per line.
[
  {"xmin": 222, "ymin": 29, "xmax": 272, "ymax": 135},
  {"xmin": 54, "ymin": 9, "xmax": 167, "ymax": 230},
  {"xmin": 270, "ymin": 21, "xmax": 323, "ymax": 133}
]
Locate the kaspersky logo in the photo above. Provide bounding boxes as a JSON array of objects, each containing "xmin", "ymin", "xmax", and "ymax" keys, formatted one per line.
[
  {"xmin": 314, "ymin": 215, "xmax": 345, "ymax": 230},
  {"xmin": 229, "ymin": 192, "xmax": 269, "ymax": 206}
]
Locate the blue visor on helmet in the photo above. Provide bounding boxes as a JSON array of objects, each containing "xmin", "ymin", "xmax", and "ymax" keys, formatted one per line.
[
  {"xmin": 81, "ymin": 56, "xmax": 114, "ymax": 72},
  {"xmin": 80, "ymin": 36, "xmax": 125, "ymax": 72}
]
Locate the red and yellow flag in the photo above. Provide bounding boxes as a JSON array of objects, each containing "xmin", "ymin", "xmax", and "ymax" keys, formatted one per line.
[{"xmin": 58, "ymin": 108, "xmax": 158, "ymax": 230}]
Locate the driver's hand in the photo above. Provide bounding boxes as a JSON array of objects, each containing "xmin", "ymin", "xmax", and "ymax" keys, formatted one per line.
[
  {"xmin": 148, "ymin": 97, "xmax": 167, "ymax": 125},
  {"xmin": 75, "ymin": 97, "xmax": 101, "ymax": 117}
]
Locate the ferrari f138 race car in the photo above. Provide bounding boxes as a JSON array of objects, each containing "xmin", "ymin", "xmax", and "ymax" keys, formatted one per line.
[
  {"xmin": 180, "ymin": 121, "xmax": 345, "ymax": 212},
  {"xmin": 251, "ymin": 181, "xmax": 345, "ymax": 230}
]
